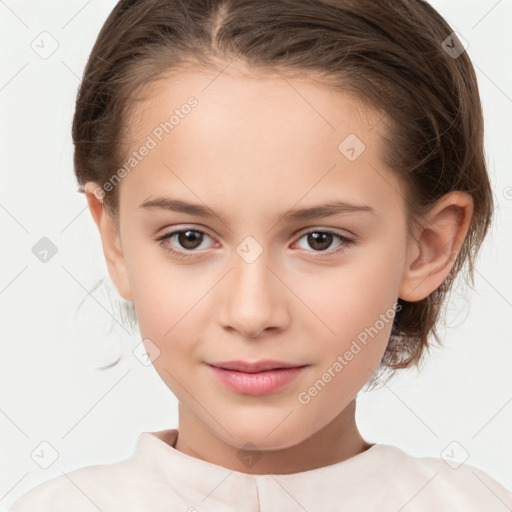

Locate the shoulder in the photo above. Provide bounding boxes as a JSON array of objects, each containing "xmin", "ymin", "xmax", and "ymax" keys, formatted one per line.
[
  {"xmin": 9, "ymin": 468, "xmax": 92, "ymax": 512},
  {"xmin": 8, "ymin": 456, "xmax": 159, "ymax": 512},
  {"xmin": 374, "ymin": 444, "xmax": 512, "ymax": 511}
]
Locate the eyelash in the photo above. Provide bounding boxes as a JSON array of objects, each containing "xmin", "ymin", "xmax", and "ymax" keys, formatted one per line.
[{"xmin": 155, "ymin": 227, "xmax": 355, "ymax": 260}]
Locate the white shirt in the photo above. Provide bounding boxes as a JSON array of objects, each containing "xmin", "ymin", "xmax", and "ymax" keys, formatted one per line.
[{"xmin": 9, "ymin": 429, "xmax": 512, "ymax": 511}]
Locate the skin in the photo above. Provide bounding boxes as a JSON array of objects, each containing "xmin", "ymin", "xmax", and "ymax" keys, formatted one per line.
[{"xmin": 84, "ymin": 62, "xmax": 473, "ymax": 475}]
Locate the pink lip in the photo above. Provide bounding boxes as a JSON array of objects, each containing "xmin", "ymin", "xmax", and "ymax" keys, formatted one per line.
[{"xmin": 207, "ymin": 360, "xmax": 308, "ymax": 396}]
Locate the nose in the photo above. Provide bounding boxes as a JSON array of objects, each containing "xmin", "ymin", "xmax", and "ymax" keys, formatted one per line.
[{"xmin": 220, "ymin": 251, "xmax": 289, "ymax": 339}]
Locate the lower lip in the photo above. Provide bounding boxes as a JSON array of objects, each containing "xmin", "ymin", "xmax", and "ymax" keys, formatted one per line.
[{"xmin": 208, "ymin": 365, "xmax": 307, "ymax": 396}]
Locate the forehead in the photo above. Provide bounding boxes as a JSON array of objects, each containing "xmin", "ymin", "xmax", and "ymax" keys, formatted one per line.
[
  {"xmin": 128, "ymin": 64, "xmax": 378, "ymax": 144},
  {"xmin": 118, "ymin": 65, "xmax": 406, "ymax": 223}
]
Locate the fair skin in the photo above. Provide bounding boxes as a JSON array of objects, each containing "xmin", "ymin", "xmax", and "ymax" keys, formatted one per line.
[{"xmin": 84, "ymin": 63, "xmax": 473, "ymax": 475}]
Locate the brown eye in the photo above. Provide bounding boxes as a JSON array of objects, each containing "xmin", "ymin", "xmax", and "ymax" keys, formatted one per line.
[
  {"xmin": 295, "ymin": 230, "xmax": 355, "ymax": 258},
  {"xmin": 306, "ymin": 232, "xmax": 334, "ymax": 252},
  {"xmin": 156, "ymin": 229, "xmax": 214, "ymax": 257},
  {"xmin": 175, "ymin": 230, "xmax": 204, "ymax": 250}
]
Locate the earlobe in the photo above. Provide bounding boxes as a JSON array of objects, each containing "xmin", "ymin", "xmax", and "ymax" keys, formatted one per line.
[
  {"xmin": 84, "ymin": 182, "xmax": 134, "ymax": 302},
  {"xmin": 398, "ymin": 192, "xmax": 474, "ymax": 302}
]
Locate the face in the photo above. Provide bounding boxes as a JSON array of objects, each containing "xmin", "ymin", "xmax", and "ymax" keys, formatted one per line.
[{"xmin": 110, "ymin": 64, "xmax": 412, "ymax": 451}]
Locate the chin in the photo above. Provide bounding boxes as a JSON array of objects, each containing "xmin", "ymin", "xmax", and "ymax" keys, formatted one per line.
[{"xmin": 221, "ymin": 423, "xmax": 310, "ymax": 452}]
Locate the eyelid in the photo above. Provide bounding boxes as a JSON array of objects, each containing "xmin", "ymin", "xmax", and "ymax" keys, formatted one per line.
[
  {"xmin": 155, "ymin": 224, "xmax": 217, "ymax": 241},
  {"xmin": 294, "ymin": 225, "xmax": 356, "ymax": 239}
]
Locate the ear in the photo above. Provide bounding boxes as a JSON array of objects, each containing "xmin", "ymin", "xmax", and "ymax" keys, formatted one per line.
[
  {"xmin": 84, "ymin": 182, "xmax": 134, "ymax": 302},
  {"xmin": 398, "ymin": 191, "xmax": 474, "ymax": 302}
]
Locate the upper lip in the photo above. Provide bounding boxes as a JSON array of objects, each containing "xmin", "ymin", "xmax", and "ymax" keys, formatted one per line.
[{"xmin": 207, "ymin": 360, "xmax": 306, "ymax": 373}]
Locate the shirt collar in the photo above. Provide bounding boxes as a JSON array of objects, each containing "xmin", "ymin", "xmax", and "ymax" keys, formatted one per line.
[{"xmin": 131, "ymin": 428, "xmax": 385, "ymax": 507}]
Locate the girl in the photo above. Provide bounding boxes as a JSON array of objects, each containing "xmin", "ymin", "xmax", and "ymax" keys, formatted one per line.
[{"xmin": 10, "ymin": 0, "xmax": 511, "ymax": 510}]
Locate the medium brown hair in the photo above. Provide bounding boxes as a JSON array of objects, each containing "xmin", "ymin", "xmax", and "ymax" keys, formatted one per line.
[{"xmin": 73, "ymin": 0, "xmax": 493, "ymax": 381}]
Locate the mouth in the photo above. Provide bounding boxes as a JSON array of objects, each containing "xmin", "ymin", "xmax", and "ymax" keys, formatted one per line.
[
  {"xmin": 206, "ymin": 360, "xmax": 309, "ymax": 396},
  {"xmin": 207, "ymin": 359, "xmax": 306, "ymax": 373}
]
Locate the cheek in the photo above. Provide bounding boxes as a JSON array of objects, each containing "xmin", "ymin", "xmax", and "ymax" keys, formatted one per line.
[
  {"xmin": 133, "ymin": 276, "xmax": 202, "ymax": 343},
  {"xmin": 293, "ymin": 238, "xmax": 404, "ymax": 374},
  {"xmin": 296, "ymin": 243, "xmax": 403, "ymax": 336},
  {"xmin": 124, "ymin": 245, "xmax": 192, "ymax": 341}
]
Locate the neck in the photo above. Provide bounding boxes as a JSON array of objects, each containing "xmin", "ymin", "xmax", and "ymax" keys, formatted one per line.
[{"xmin": 174, "ymin": 399, "xmax": 372, "ymax": 475}]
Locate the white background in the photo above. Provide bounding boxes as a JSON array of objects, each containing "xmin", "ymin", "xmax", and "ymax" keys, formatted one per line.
[{"xmin": 1, "ymin": 0, "xmax": 511, "ymax": 509}]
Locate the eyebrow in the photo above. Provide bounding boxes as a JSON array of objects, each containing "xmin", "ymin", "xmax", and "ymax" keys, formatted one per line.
[{"xmin": 139, "ymin": 197, "xmax": 376, "ymax": 226}]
